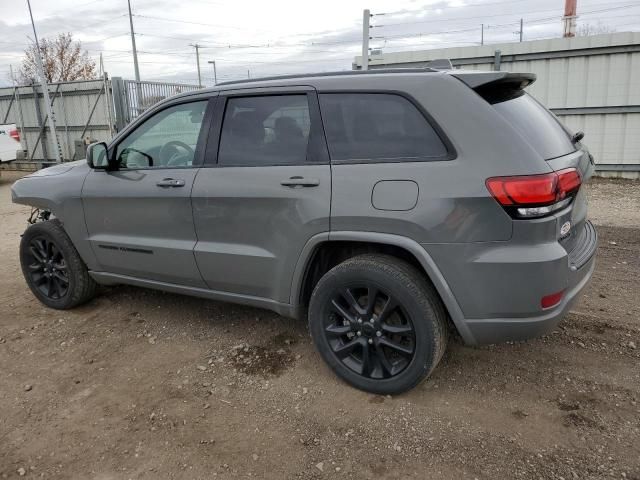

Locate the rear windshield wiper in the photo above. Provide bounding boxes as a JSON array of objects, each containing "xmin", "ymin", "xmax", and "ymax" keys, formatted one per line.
[{"xmin": 571, "ymin": 131, "xmax": 585, "ymax": 144}]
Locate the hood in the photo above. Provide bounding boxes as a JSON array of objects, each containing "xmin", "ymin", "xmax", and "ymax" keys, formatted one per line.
[{"xmin": 26, "ymin": 159, "xmax": 86, "ymax": 178}]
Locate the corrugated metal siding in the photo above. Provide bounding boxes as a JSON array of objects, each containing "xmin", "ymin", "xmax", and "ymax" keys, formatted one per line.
[
  {"xmin": 0, "ymin": 79, "xmax": 113, "ymax": 161},
  {"xmin": 358, "ymin": 32, "xmax": 640, "ymax": 175}
]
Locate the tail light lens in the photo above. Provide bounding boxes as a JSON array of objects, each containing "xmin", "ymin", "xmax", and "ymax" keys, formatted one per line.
[
  {"xmin": 9, "ymin": 128, "xmax": 20, "ymax": 142},
  {"xmin": 541, "ymin": 290, "xmax": 564, "ymax": 309},
  {"xmin": 486, "ymin": 168, "xmax": 581, "ymax": 218}
]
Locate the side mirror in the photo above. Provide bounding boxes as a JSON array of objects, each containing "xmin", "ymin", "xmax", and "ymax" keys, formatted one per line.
[{"xmin": 86, "ymin": 142, "xmax": 110, "ymax": 169}]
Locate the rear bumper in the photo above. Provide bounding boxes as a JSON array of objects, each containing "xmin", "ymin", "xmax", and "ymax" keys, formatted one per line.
[
  {"xmin": 464, "ymin": 253, "xmax": 595, "ymax": 344},
  {"xmin": 423, "ymin": 220, "xmax": 598, "ymax": 345}
]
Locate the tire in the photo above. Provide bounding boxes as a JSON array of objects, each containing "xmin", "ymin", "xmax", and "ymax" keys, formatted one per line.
[
  {"xmin": 308, "ymin": 254, "xmax": 448, "ymax": 395},
  {"xmin": 19, "ymin": 219, "xmax": 97, "ymax": 309}
]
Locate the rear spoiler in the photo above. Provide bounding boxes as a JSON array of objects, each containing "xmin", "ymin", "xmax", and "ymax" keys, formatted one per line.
[
  {"xmin": 451, "ymin": 71, "xmax": 536, "ymax": 89},
  {"xmin": 452, "ymin": 71, "xmax": 536, "ymax": 104}
]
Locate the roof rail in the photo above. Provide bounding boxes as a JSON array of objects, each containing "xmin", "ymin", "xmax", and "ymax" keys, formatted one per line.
[{"xmin": 215, "ymin": 68, "xmax": 438, "ymax": 86}]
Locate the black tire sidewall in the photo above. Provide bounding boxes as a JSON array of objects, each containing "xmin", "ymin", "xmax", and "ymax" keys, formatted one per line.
[
  {"xmin": 20, "ymin": 221, "xmax": 83, "ymax": 309},
  {"xmin": 309, "ymin": 257, "xmax": 441, "ymax": 395}
]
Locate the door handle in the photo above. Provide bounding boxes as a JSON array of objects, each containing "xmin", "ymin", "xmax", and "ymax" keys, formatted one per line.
[
  {"xmin": 156, "ymin": 178, "xmax": 185, "ymax": 188},
  {"xmin": 280, "ymin": 176, "xmax": 320, "ymax": 188}
]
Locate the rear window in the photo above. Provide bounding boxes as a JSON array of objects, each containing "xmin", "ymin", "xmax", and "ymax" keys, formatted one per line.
[
  {"xmin": 491, "ymin": 92, "xmax": 575, "ymax": 160},
  {"xmin": 318, "ymin": 93, "xmax": 448, "ymax": 161}
]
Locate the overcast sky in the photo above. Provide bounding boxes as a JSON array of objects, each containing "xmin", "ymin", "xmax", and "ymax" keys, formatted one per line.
[{"xmin": 1, "ymin": 0, "xmax": 639, "ymax": 87}]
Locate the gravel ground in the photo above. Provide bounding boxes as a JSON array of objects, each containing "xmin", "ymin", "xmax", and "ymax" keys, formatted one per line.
[{"xmin": 0, "ymin": 171, "xmax": 639, "ymax": 479}]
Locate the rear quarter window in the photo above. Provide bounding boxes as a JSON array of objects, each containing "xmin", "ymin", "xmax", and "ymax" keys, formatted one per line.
[
  {"xmin": 491, "ymin": 93, "xmax": 576, "ymax": 160},
  {"xmin": 318, "ymin": 93, "xmax": 449, "ymax": 161}
]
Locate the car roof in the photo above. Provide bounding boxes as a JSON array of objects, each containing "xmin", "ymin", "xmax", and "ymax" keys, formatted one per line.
[
  {"xmin": 171, "ymin": 68, "xmax": 446, "ymax": 99},
  {"xmin": 168, "ymin": 68, "xmax": 534, "ymax": 102}
]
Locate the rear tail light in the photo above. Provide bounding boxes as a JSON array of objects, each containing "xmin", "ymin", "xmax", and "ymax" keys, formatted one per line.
[
  {"xmin": 486, "ymin": 168, "xmax": 581, "ymax": 218},
  {"xmin": 9, "ymin": 128, "xmax": 20, "ymax": 142}
]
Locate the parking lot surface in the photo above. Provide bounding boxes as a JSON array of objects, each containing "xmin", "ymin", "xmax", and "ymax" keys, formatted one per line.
[{"xmin": 1, "ymin": 172, "xmax": 639, "ymax": 479}]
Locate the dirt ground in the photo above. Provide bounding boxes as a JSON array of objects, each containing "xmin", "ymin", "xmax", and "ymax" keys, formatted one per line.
[{"xmin": 1, "ymin": 172, "xmax": 639, "ymax": 479}]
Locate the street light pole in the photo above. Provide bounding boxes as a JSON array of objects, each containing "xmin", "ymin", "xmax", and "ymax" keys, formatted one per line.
[
  {"xmin": 26, "ymin": 0, "xmax": 62, "ymax": 163},
  {"xmin": 207, "ymin": 60, "xmax": 217, "ymax": 86}
]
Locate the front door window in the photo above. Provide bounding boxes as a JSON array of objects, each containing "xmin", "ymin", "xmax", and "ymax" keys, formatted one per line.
[{"xmin": 115, "ymin": 101, "xmax": 208, "ymax": 169}]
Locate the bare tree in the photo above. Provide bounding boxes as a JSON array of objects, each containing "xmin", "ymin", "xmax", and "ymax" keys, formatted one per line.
[
  {"xmin": 18, "ymin": 33, "xmax": 96, "ymax": 84},
  {"xmin": 577, "ymin": 22, "xmax": 616, "ymax": 36}
]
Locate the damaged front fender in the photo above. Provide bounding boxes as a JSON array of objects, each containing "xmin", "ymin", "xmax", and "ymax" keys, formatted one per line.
[{"xmin": 11, "ymin": 161, "xmax": 100, "ymax": 270}]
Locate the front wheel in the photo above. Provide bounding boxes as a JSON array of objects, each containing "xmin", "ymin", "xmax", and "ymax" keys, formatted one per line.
[
  {"xmin": 308, "ymin": 254, "xmax": 448, "ymax": 395},
  {"xmin": 19, "ymin": 219, "xmax": 96, "ymax": 309}
]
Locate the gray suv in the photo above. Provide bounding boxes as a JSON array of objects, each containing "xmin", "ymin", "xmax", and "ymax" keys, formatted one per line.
[{"xmin": 11, "ymin": 68, "xmax": 597, "ymax": 394}]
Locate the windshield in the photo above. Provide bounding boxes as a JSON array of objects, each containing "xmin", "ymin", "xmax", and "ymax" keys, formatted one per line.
[{"xmin": 492, "ymin": 93, "xmax": 576, "ymax": 160}]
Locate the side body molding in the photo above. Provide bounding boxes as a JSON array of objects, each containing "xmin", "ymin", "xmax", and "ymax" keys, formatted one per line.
[{"xmin": 289, "ymin": 231, "xmax": 475, "ymax": 344}]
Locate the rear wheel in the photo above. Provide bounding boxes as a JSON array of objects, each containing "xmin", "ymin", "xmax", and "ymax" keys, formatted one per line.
[
  {"xmin": 308, "ymin": 254, "xmax": 448, "ymax": 394},
  {"xmin": 20, "ymin": 220, "xmax": 96, "ymax": 309}
]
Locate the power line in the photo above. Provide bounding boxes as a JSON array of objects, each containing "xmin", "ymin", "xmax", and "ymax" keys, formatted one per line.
[
  {"xmin": 134, "ymin": 31, "xmax": 362, "ymax": 49},
  {"xmin": 374, "ymin": 3, "xmax": 639, "ymax": 28},
  {"xmin": 370, "ymin": 6, "xmax": 640, "ymax": 43},
  {"xmin": 82, "ymin": 32, "xmax": 130, "ymax": 45},
  {"xmin": 132, "ymin": 14, "xmax": 256, "ymax": 31},
  {"xmin": 372, "ymin": 0, "xmax": 635, "ymax": 18},
  {"xmin": 71, "ymin": 14, "xmax": 127, "ymax": 31}
]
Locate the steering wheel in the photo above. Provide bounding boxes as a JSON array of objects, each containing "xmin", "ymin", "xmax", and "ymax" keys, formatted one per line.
[{"xmin": 159, "ymin": 140, "xmax": 195, "ymax": 167}]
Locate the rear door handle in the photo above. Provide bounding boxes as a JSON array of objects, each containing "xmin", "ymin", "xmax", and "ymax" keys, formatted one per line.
[
  {"xmin": 156, "ymin": 178, "xmax": 185, "ymax": 188},
  {"xmin": 280, "ymin": 176, "xmax": 320, "ymax": 188}
]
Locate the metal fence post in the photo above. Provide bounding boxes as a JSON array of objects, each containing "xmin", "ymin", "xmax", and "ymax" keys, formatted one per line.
[
  {"xmin": 59, "ymin": 88, "xmax": 71, "ymax": 160},
  {"xmin": 103, "ymin": 73, "xmax": 115, "ymax": 137},
  {"xmin": 16, "ymin": 86, "xmax": 28, "ymax": 153},
  {"xmin": 2, "ymin": 87, "xmax": 15, "ymax": 123},
  {"xmin": 29, "ymin": 83, "xmax": 62, "ymax": 163},
  {"xmin": 31, "ymin": 84, "xmax": 48, "ymax": 162},
  {"xmin": 71, "ymin": 83, "xmax": 105, "ymax": 160},
  {"xmin": 111, "ymin": 77, "xmax": 127, "ymax": 132}
]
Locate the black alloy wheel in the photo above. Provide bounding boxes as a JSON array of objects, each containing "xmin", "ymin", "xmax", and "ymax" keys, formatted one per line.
[
  {"xmin": 308, "ymin": 254, "xmax": 449, "ymax": 394},
  {"xmin": 20, "ymin": 219, "xmax": 96, "ymax": 309},
  {"xmin": 24, "ymin": 235, "xmax": 70, "ymax": 300},
  {"xmin": 324, "ymin": 284, "xmax": 416, "ymax": 379}
]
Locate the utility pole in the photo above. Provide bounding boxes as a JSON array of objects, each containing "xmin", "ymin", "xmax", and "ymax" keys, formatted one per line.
[
  {"xmin": 127, "ymin": 0, "xmax": 143, "ymax": 112},
  {"xmin": 26, "ymin": 0, "xmax": 62, "ymax": 163},
  {"xmin": 207, "ymin": 60, "xmax": 217, "ymax": 86},
  {"xmin": 481, "ymin": 23, "xmax": 484, "ymax": 45},
  {"xmin": 247, "ymin": 69, "xmax": 250, "ymax": 79},
  {"xmin": 519, "ymin": 18, "xmax": 523, "ymax": 42},
  {"xmin": 127, "ymin": 0, "xmax": 141, "ymax": 83},
  {"xmin": 190, "ymin": 44, "xmax": 203, "ymax": 87},
  {"xmin": 362, "ymin": 9, "xmax": 370, "ymax": 71}
]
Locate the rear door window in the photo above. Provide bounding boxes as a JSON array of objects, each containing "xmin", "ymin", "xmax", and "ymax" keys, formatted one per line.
[
  {"xmin": 218, "ymin": 95, "xmax": 310, "ymax": 166},
  {"xmin": 318, "ymin": 93, "xmax": 448, "ymax": 161},
  {"xmin": 491, "ymin": 93, "xmax": 575, "ymax": 160}
]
